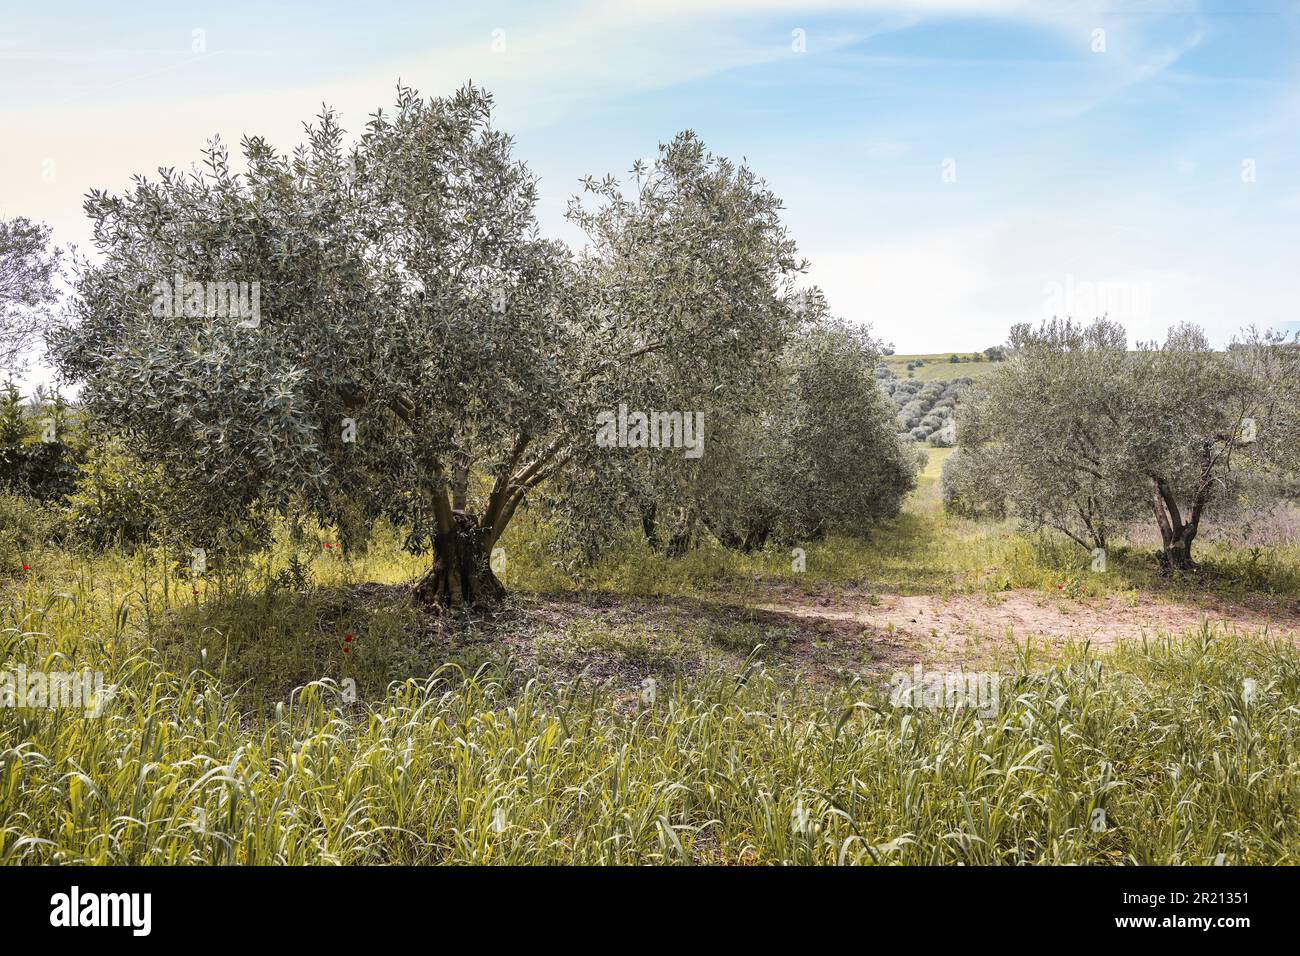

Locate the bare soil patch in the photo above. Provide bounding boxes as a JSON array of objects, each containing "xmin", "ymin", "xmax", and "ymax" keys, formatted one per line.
[{"xmin": 752, "ymin": 585, "xmax": 1300, "ymax": 668}]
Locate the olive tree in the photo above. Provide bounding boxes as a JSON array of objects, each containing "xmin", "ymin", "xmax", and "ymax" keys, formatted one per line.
[
  {"xmin": 1234, "ymin": 329, "xmax": 1300, "ymax": 486},
  {"xmin": 538, "ymin": 140, "xmax": 804, "ymax": 561},
  {"xmin": 52, "ymin": 84, "xmax": 805, "ymax": 604},
  {"xmin": 955, "ymin": 319, "xmax": 1141, "ymax": 552},
  {"xmin": 0, "ymin": 216, "xmax": 63, "ymax": 372},
  {"xmin": 1124, "ymin": 324, "xmax": 1276, "ymax": 570},
  {"xmin": 956, "ymin": 318, "xmax": 1290, "ymax": 570},
  {"xmin": 697, "ymin": 315, "xmax": 917, "ymax": 550}
]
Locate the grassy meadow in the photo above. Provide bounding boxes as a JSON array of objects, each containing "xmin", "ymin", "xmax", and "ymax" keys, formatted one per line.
[{"xmin": 3, "ymin": 446, "xmax": 1300, "ymax": 865}]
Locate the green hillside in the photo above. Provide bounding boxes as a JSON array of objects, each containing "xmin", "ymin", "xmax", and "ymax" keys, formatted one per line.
[{"xmin": 882, "ymin": 352, "xmax": 1005, "ymax": 383}]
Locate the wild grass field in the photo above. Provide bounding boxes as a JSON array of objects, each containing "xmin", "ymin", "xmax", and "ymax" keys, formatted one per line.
[{"xmin": 4, "ymin": 447, "xmax": 1299, "ymax": 865}]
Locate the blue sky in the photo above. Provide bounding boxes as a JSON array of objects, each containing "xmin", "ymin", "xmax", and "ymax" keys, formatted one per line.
[{"xmin": 3, "ymin": 0, "xmax": 1299, "ymax": 368}]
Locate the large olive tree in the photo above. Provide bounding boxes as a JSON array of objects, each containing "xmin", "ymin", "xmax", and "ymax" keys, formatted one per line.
[{"xmin": 52, "ymin": 84, "xmax": 805, "ymax": 604}]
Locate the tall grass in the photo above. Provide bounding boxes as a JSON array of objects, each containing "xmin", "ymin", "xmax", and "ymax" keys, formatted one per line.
[
  {"xmin": 3, "ymin": 587, "xmax": 1298, "ymax": 863},
  {"xmin": 3, "ymin": 476, "xmax": 1299, "ymax": 865}
]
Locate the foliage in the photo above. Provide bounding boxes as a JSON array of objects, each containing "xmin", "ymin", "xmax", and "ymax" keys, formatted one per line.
[
  {"xmin": 957, "ymin": 319, "xmax": 1137, "ymax": 552},
  {"xmin": 0, "ymin": 216, "xmax": 63, "ymax": 372},
  {"xmin": 0, "ymin": 491, "xmax": 60, "ymax": 571},
  {"xmin": 881, "ymin": 375, "xmax": 970, "ymax": 443},
  {"xmin": 52, "ymin": 83, "xmax": 805, "ymax": 605},
  {"xmin": 695, "ymin": 317, "xmax": 916, "ymax": 549},
  {"xmin": 62, "ymin": 435, "xmax": 169, "ymax": 550},
  {"xmin": 0, "ymin": 383, "xmax": 84, "ymax": 502},
  {"xmin": 956, "ymin": 319, "xmax": 1298, "ymax": 569},
  {"xmin": 940, "ymin": 447, "xmax": 1005, "ymax": 519}
]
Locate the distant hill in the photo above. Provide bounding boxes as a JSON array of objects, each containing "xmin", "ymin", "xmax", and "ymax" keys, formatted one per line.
[
  {"xmin": 880, "ymin": 352, "xmax": 1005, "ymax": 383},
  {"xmin": 874, "ymin": 352, "xmax": 1008, "ymax": 446}
]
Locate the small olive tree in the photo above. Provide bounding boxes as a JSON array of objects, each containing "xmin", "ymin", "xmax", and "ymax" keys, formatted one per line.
[
  {"xmin": 956, "ymin": 318, "xmax": 1290, "ymax": 570},
  {"xmin": 0, "ymin": 217, "xmax": 63, "ymax": 372},
  {"xmin": 955, "ymin": 319, "xmax": 1141, "ymax": 552}
]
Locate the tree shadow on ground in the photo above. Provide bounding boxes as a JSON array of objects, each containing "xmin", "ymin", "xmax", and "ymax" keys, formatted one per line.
[{"xmin": 146, "ymin": 580, "xmax": 923, "ymax": 716}]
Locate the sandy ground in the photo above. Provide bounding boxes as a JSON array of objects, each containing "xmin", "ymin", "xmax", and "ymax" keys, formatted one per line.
[{"xmin": 751, "ymin": 586, "xmax": 1300, "ymax": 667}]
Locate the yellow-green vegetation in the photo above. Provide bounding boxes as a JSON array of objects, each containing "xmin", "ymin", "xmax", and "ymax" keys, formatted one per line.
[
  {"xmin": 3, "ymin": 465, "xmax": 1300, "ymax": 864},
  {"xmin": 882, "ymin": 352, "xmax": 1005, "ymax": 383},
  {"xmin": 2, "ymin": 589, "xmax": 1296, "ymax": 863}
]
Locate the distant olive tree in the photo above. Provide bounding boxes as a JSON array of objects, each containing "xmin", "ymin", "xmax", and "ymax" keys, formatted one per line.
[
  {"xmin": 697, "ymin": 317, "xmax": 916, "ymax": 551},
  {"xmin": 956, "ymin": 318, "xmax": 1293, "ymax": 571},
  {"xmin": 0, "ymin": 217, "xmax": 63, "ymax": 372},
  {"xmin": 940, "ymin": 447, "xmax": 1004, "ymax": 519}
]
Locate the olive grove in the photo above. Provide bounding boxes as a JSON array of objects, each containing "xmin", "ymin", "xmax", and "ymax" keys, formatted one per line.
[
  {"xmin": 52, "ymin": 83, "xmax": 908, "ymax": 604},
  {"xmin": 951, "ymin": 318, "xmax": 1300, "ymax": 570}
]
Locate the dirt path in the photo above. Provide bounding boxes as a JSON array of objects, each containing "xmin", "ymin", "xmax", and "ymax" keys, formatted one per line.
[{"xmin": 752, "ymin": 586, "xmax": 1300, "ymax": 667}]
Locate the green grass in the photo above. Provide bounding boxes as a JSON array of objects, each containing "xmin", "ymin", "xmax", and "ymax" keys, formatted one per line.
[
  {"xmin": 3, "ymin": 470, "xmax": 1300, "ymax": 864},
  {"xmin": 3, "ymin": 598, "xmax": 1297, "ymax": 863}
]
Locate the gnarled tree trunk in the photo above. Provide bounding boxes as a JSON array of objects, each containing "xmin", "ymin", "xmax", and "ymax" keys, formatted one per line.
[
  {"xmin": 1149, "ymin": 473, "xmax": 1202, "ymax": 572},
  {"xmin": 414, "ymin": 510, "xmax": 505, "ymax": 606},
  {"xmin": 412, "ymin": 433, "xmax": 555, "ymax": 608}
]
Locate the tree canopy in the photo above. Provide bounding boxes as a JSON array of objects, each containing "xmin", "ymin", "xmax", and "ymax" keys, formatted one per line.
[
  {"xmin": 0, "ymin": 216, "xmax": 63, "ymax": 372},
  {"xmin": 53, "ymin": 83, "xmax": 908, "ymax": 603},
  {"xmin": 952, "ymin": 317, "xmax": 1300, "ymax": 569}
]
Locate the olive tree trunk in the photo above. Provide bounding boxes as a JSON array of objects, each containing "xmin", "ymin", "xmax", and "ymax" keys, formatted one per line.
[
  {"xmin": 1150, "ymin": 474, "xmax": 1202, "ymax": 572},
  {"xmin": 414, "ymin": 512, "xmax": 505, "ymax": 606}
]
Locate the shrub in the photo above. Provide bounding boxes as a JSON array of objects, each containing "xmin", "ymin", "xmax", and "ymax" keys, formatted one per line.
[
  {"xmin": 941, "ymin": 447, "xmax": 1005, "ymax": 518},
  {"xmin": 63, "ymin": 436, "xmax": 168, "ymax": 550},
  {"xmin": 0, "ymin": 490, "xmax": 60, "ymax": 571},
  {"xmin": 0, "ymin": 384, "xmax": 84, "ymax": 502}
]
